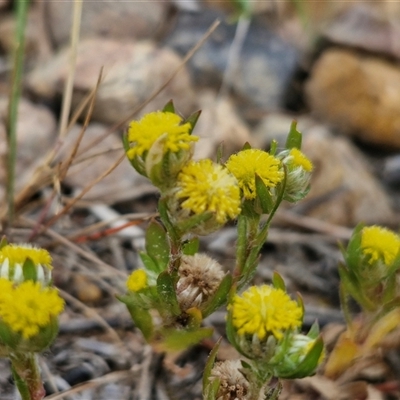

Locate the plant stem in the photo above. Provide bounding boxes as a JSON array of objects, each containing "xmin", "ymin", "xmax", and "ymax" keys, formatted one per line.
[
  {"xmin": 10, "ymin": 352, "xmax": 45, "ymax": 400},
  {"xmin": 5, "ymin": 0, "xmax": 29, "ymax": 226}
]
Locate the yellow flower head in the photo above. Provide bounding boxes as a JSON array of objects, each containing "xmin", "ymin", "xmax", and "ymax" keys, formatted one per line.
[
  {"xmin": 361, "ymin": 226, "xmax": 400, "ymax": 265},
  {"xmin": 126, "ymin": 111, "xmax": 198, "ymax": 160},
  {"xmin": 230, "ymin": 285, "xmax": 303, "ymax": 340},
  {"xmin": 175, "ymin": 159, "xmax": 241, "ymax": 225},
  {"xmin": 0, "ymin": 279, "xmax": 64, "ymax": 339},
  {"xmin": 127, "ymin": 269, "xmax": 148, "ymax": 292},
  {"xmin": 286, "ymin": 148, "xmax": 313, "ymax": 172},
  {"xmin": 225, "ymin": 149, "xmax": 283, "ymax": 200},
  {"xmin": 0, "ymin": 244, "xmax": 53, "ymax": 283}
]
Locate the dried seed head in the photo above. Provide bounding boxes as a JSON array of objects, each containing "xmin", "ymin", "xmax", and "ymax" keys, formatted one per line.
[
  {"xmin": 210, "ymin": 360, "xmax": 249, "ymax": 400},
  {"xmin": 177, "ymin": 254, "xmax": 225, "ymax": 310}
]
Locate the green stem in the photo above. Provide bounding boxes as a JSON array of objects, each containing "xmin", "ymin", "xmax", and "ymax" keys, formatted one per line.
[
  {"xmin": 5, "ymin": 0, "xmax": 29, "ymax": 226},
  {"xmin": 10, "ymin": 352, "xmax": 45, "ymax": 400}
]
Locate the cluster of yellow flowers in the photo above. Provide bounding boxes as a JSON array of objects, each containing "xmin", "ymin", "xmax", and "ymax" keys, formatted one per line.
[{"xmin": 126, "ymin": 111, "xmax": 313, "ymax": 235}]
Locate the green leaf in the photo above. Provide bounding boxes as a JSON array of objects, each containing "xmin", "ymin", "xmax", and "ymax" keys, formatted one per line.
[
  {"xmin": 285, "ymin": 120, "xmax": 302, "ymax": 150},
  {"xmin": 182, "ymin": 237, "xmax": 200, "ymax": 255},
  {"xmin": 242, "ymin": 142, "xmax": 252, "ymax": 150},
  {"xmin": 125, "ymin": 302, "xmax": 154, "ymax": 341},
  {"xmin": 139, "ymin": 252, "xmax": 160, "ymax": 274},
  {"xmin": 203, "ymin": 337, "xmax": 222, "ymax": 390},
  {"xmin": 122, "ymin": 132, "xmax": 130, "ymax": 153},
  {"xmin": 204, "ymin": 377, "xmax": 221, "ymax": 400},
  {"xmin": 307, "ymin": 321, "xmax": 320, "ymax": 339},
  {"xmin": 345, "ymin": 223, "xmax": 364, "ymax": 271},
  {"xmin": 255, "ymin": 174, "xmax": 274, "ymax": 214},
  {"xmin": 225, "ymin": 310, "xmax": 252, "ymax": 359},
  {"xmin": 157, "ymin": 271, "xmax": 180, "ymax": 316},
  {"xmin": 216, "ymin": 142, "xmax": 224, "ymax": 164},
  {"xmin": 161, "ymin": 327, "xmax": 213, "ymax": 351},
  {"xmin": 0, "ymin": 237, "xmax": 8, "ymax": 250},
  {"xmin": 269, "ymin": 139, "xmax": 278, "ymax": 155},
  {"xmin": 176, "ymin": 212, "xmax": 213, "ymax": 234},
  {"xmin": 202, "ymin": 274, "xmax": 233, "ymax": 317},
  {"xmin": 145, "ymin": 220, "xmax": 170, "ymax": 272},
  {"xmin": 22, "ymin": 258, "xmax": 37, "ymax": 281},
  {"xmin": 272, "ymin": 271, "xmax": 286, "ymax": 291},
  {"xmin": 162, "ymin": 100, "xmax": 175, "ymax": 113},
  {"xmin": 184, "ymin": 109, "xmax": 202, "ymax": 134}
]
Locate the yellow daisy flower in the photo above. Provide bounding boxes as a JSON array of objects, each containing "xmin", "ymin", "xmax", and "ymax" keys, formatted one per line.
[
  {"xmin": 0, "ymin": 279, "xmax": 64, "ymax": 339},
  {"xmin": 230, "ymin": 285, "xmax": 303, "ymax": 340},
  {"xmin": 126, "ymin": 111, "xmax": 198, "ymax": 160},
  {"xmin": 361, "ymin": 226, "xmax": 400, "ymax": 265},
  {"xmin": 127, "ymin": 269, "xmax": 148, "ymax": 292},
  {"xmin": 175, "ymin": 159, "xmax": 241, "ymax": 224},
  {"xmin": 226, "ymin": 149, "xmax": 283, "ymax": 200}
]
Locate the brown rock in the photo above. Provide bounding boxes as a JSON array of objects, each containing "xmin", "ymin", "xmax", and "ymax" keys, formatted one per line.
[
  {"xmin": 45, "ymin": 0, "xmax": 168, "ymax": 47},
  {"xmin": 306, "ymin": 49, "xmax": 400, "ymax": 149},
  {"xmin": 56, "ymin": 123, "xmax": 155, "ymax": 204},
  {"xmin": 27, "ymin": 38, "xmax": 196, "ymax": 125},
  {"xmin": 291, "ymin": 125, "xmax": 394, "ymax": 227}
]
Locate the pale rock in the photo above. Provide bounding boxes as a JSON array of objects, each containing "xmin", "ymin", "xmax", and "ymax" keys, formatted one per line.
[
  {"xmin": 45, "ymin": 0, "xmax": 168, "ymax": 47},
  {"xmin": 56, "ymin": 123, "xmax": 155, "ymax": 204},
  {"xmin": 27, "ymin": 38, "xmax": 196, "ymax": 125},
  {"xmin": 306, "ymin": 49, "xmax": 400, "ymax": 149},
  {"xmin": 193, "ymin": 90, "xmax": 252, "ymax": 159},
  {"xmin": 323, "ymin": 4, "xmax": 400, "ymax": 59},
  {"xmin": 0, "ymin": 97, "xmax": 56, "ymax": 200},
  {"xmin": 291, "ymin": 125, "xmax": 394, "ymax": 227}
]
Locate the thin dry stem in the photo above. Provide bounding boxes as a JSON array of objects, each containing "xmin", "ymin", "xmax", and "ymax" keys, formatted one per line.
[{"xmin": 58, "ymin": 0, "xmax": 83, "ymax": 140}]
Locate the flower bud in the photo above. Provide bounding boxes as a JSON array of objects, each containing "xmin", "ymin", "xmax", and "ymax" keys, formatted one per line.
[
  {"xmin": 278, "ymin": 148, "xmax": 313, "ymax": 203},
  {"xmin": 271, "ymin": 333, "xmax": 324, "ymax": 379}
]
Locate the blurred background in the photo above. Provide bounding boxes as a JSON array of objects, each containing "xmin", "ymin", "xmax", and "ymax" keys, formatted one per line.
[{"xmin": 1, "ymin": 1, "xmax": 400, "ymax": 399}]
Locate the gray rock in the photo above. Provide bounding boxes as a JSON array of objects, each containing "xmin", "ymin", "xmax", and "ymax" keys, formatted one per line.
[
  {"xmin": 45, "ymin": 0, "xmax": 168, "ymax": 47},
  {"xmin": 164, "ymin": 9, "xmax": 299, "ymax": 111}
]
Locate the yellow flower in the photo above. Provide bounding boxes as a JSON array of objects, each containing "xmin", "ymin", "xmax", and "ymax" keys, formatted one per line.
[
  {"xmin": 126, "ymin": 111, "xmax": 198, "ymax": 159},
  {"xmin": 286, "ymin": 148, "xmax": 313, "ymax": 172},
  {"xmin": 361, "ymin": 226, "xmax": 400, "ymax": 265},
  {"xmin": 175, "ymin": 159, "xmax": 241, "ymax": 225},
  {"xmin": 230, "ymin": 285, "xmax": 303, "ymax": 340},
  {"xmin": 0, "ymin": 279, "xmax": 64, "ymax": 339},
  {"xmin": 0, "ymin": 244, "xmax": 53, "ymax": 283},
  {"xmin": 127, "ymin": 269, "xmax": 148, "ymax": 292},
  {"xmin": 225, "ymin": 149, "xmax": 283, "ymax": 199}
]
